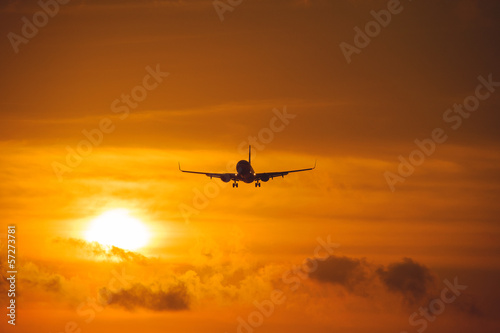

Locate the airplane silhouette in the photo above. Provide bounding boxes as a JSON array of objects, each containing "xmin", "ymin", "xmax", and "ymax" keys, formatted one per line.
[{"xmin": 179, "ymin": 146, "xmax": 315, "ymax": 187}]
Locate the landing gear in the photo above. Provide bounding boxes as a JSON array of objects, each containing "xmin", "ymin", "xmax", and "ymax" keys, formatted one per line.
[
  {"xmin": 255, "ymin": 182, "xmax": 261, "ymax": 187},
  {"xmin": 232, "ymin": 182, "xmax": 238, "ymax": 188}
]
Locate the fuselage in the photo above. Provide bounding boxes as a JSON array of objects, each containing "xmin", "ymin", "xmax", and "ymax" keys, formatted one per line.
[{"xmin": 236, "ymin": 160, "xmax": 255, "ymax": 183}]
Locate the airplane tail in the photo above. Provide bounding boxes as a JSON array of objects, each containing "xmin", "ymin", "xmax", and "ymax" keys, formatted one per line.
[{"xmin": 248, "ymin": 145, "xmax": 251, "ymax": 165}]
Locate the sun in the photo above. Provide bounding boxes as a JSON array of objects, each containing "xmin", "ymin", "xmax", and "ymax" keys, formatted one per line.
[{"xmin": 85, "ymin": 209, "xmax": 150, "ymax": 251}]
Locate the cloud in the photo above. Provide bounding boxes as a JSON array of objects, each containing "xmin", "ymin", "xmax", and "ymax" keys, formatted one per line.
[
  {"xmin": 19, "ymin": 235, "xmax": 276, "ymax": 311},
  {"xmin": 3, "ymin": 237, "xmax": 486, "ymax": 324},
  {"xmin": 52, "ymin": 237, "xmax": 148, "ymax": 263},
  {"xmin": 19, "ymin": 262, "xmax": 63, "ymax": 293},
  {"xmin": 6, "ymin": 261, "xmax": 73, "ymax": 303},
  {"xmin": 308, "ymin": 255, "xmax": 440, "ymax": 305},
  {"xmin": 454, "ymin": 293, "xmax": 483, "ymax": 317},
  {"xmin": 0, "ymin": 260, "xmax": 64, "ymax": 303},
  {"xmin": 102, "ymin": 282, "xmax": 190, "ymax": 311},
  {"xmin": 376, "ymin": 257, "xmax": 436, "ymax": 304},
  {"xmin": 308, "ymin": 255, "xmax": 368, "ymax": 293}
]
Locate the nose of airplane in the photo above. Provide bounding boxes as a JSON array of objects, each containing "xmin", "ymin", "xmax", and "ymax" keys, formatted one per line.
[{"xmin": 236, "ymin": 160, "xmax": 250, "ymax": 174}]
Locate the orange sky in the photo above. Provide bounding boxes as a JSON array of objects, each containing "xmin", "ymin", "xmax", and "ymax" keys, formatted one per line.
[{"xmin": 1, "ymin": 0, "xmax": 500, "ymax": 332}]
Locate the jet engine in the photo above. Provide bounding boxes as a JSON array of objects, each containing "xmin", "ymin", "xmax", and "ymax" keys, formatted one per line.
[
  {"xmin": 220, "ymin": 174, "xmax": 231, "ymax": 183},
  {"xmin": 260, "ymin": 174, "xmax": 270, "ymax": 182}
]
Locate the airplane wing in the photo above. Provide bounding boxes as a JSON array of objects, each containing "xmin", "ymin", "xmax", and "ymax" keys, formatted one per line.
[
  {"xmin": 255, "ymin": 161, "xmax": 316, "ymax": 181},
  {"xmin": 178, "ymin": 163, "xmax": 236, "ymax": 180}
]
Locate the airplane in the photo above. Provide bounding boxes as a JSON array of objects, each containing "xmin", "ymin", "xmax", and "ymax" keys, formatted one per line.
[{"xmin": 179, "ymin": 146, "xmax": 315, "ymax": 187}]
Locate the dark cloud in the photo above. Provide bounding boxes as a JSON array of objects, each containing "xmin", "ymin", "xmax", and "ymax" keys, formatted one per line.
[
  {"xmin": 308, "ymin": 255, "xmax": 444, "ymax": 305},
  {"xmin": 376, "ymin": 258, "xmax": 435, "ymax": 304},
  {"xmin": 308, "ymin": 255, "xmax": 368, "ymax": 292},
  {"xmin": 102, "ymin": 283, "xmax": 190, "ymax": 311},
  {"xmin": 453, "ymin": 293, "xmax": 483, "ymax": 317}
]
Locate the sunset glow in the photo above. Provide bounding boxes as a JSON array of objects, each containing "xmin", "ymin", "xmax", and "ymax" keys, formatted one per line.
[
  {"xmin": 85, "ymin": 209, "xmax": 150, "ymax": 251},
  {"xmin": 1, "ymin": 1, "xmax": 499, "ymax": 333}
]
